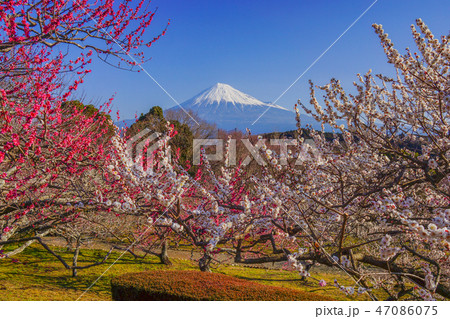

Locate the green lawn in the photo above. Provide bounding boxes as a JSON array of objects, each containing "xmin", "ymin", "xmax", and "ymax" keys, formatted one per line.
[{"xmin": 0, "ymin": 244, "xmax": 366, "ymax": 301}]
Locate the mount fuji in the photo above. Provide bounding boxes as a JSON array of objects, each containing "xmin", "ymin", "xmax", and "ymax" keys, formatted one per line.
[
  {"xmin": 167, "ymin": 83, "xmax": 309, "ymax": 133},
  {"xmin": 116, "ymin": 83, "xmax": 326, "ymax": 133}
]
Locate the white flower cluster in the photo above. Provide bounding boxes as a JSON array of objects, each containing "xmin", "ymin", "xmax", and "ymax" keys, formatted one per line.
[
  {"xmin": 417, "ymin": 288, "xmax": 436, "ymax": 301},
  {"xmin": 200, "ymin": 148, "xmax": 229, "ymax": 200},
  {"xmin": 334, "ymin": 280, "xmax": 370, "ymax": 296},
  {"xmin": 206, "ymin": 237, "xmax": 219, "ymax": 252},
  {"xmin": 428, "ymin": 158, "xmax": 439, "ymax": 170},
  {"xmin": 224, "ymin": 135, "xmax": 234, "ymax": 168},
  {"xmin": 205, "ymin": 214, "xmax": 239, "ymax": 251},
  {"xmin": 432, "ymin": 209, "xmax": 450, "ymax": 228},
  {"xmin": 403, "ymin": 218, "xmax": 450, "ymax": 243},
  {"xmin": 333, "ymin": 280, "xmax": 355, "ymax": 296},
  {"xmin": 241, "ymin": 195, "xmax": 251, "ymax": 213},
  {"xmin": 332, "ymin": 255, "xmax": 351, "ymax": 268},
  {"xmin": 422, "ymin": 264, "xmax": 437, "ymax": 291},
  {"xmin": 151, "ymin": 216, "xmax": 183, "ymax": 232},
  {"xmin": 444, "ymin": 94, "xmax": 450, "ymax": 108},
  {"xmin": 74, "ymin": 202, "xmax": 84, "ymax": 208},
  {"xmin": 287, "ymin": 253, "xmax": 310, "ymax": 277},
  {"xmin": 107, "ymin": 124, "xmax": 192, "ymax": 212},
  {"xmin": 171, "ymin": 222, "xmax": 184, "ymax": 232},
  {"xmin": 379, "ymin": 195, "xmax": 450, "ymax": 246},
  {"xmin": 101, "ymin": 193, "xmax": 136, "ymax": 212},
  {"xmin": 190, "ymin": 201, "xmax": 245, "ymax": 252},
  {"xmin": 156, "ymin": 217, "xmax": 173, "ymax": 226},
  {"xmin": 379, "ymin": 234, "xmax": 401, "ymax": 260}
]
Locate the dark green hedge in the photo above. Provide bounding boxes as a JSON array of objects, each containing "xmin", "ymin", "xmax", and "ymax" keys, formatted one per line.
[{"xmin": 111, "ymin": 270, "xmax": 333, "ymax": 301}]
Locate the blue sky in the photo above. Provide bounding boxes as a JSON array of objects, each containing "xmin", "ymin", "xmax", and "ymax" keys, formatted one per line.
[{"xmin": 76, "ymin": 0, "xmax": 450, "ymax": 120}]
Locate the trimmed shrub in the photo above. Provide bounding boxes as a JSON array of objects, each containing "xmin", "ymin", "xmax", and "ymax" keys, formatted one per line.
[{"xmin": 111, "ymin": 270, "xmax": 333, "ymax": 301}]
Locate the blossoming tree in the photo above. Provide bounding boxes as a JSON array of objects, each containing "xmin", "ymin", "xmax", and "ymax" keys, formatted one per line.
[
  {"xmin": 244, "ymin": 19, "xmax": 449, "ymax": 300},
  {"xmin": 0, "ymin": 0, "xmax": 165, "ymax": 271}
]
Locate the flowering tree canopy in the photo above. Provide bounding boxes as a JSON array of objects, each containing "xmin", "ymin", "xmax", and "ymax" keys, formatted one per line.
[
  {"xmin": 0, "ymin": 0, "xmax": 167, "ymax": 67},
  {"xmin": 248, "ymin": 19, "xmax": 449, "ymax": 300},
  {"xmin": 0, "ymin": 0, "xmax": 165, "ymax": 269}
]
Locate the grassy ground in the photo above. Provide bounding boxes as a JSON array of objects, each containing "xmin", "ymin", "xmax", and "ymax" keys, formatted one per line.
[{"xmin": 0, "ymin": 244, "xmax": 367, "ymax": 301}]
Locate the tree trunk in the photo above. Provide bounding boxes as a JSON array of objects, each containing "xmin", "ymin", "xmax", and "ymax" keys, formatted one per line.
[
  {"xmin": 199, "ymin": 252, "xmax": 212, "ymax": 272},
  {"xmin": 234, "ymin": 240, "xmax": 242, "ymax": 263},
  {"xmin": 72, "ymin": 245, "xmax": 80, "ymax": 277},
  {"xmin": 159, "ymin": 239, "xmax": 172, "ymax": 265}
]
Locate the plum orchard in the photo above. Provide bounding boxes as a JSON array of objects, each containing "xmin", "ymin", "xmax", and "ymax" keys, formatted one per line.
[
  {"xmin": 108, "ymin": 20, "xmax": 449, "ymax": 301},
  {"xmin": 0, "ymin": 1, "xmax": 448, "ymax": 300}
]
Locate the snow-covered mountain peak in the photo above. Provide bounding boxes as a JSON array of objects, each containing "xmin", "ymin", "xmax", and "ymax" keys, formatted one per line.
[
  {"xmin": 190, "ymin": 83, "xmax": 288, "ymax": 111},
  {"xmin": 120, "ymin": 83, "xmax": 332, "ymax": 133}
]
